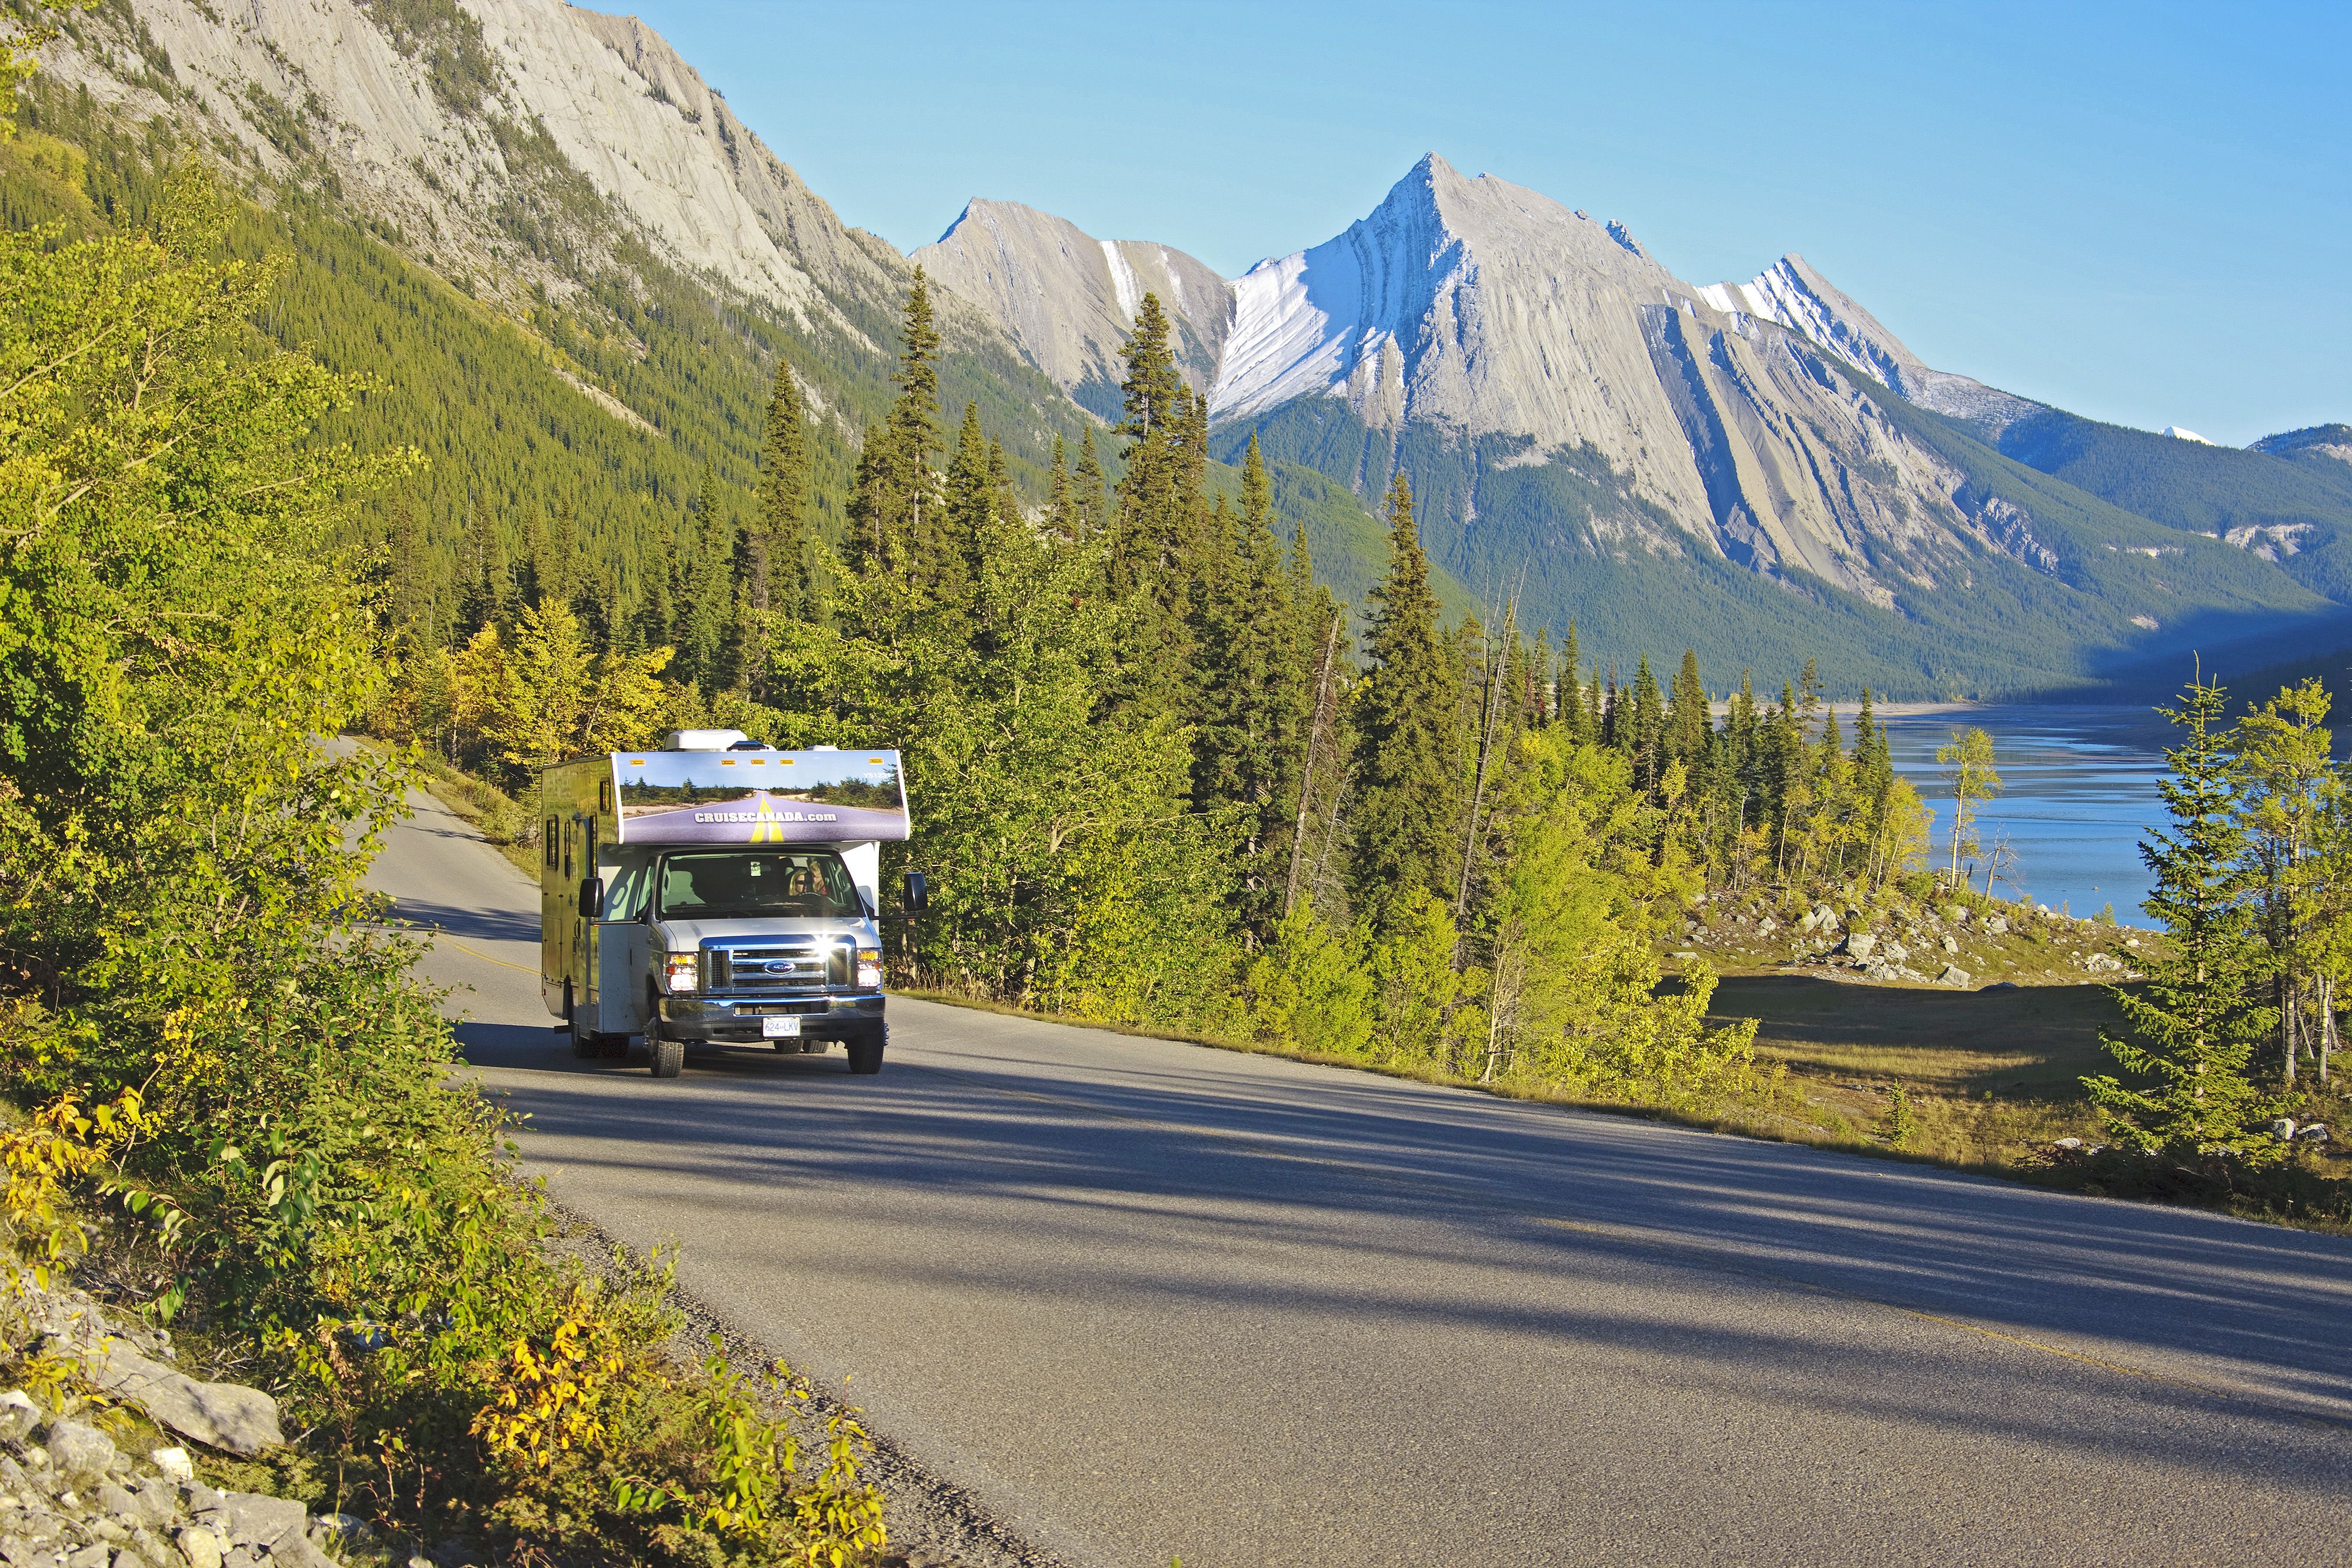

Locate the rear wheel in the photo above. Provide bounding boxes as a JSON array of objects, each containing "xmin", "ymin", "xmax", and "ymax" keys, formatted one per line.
[{"xmin": 845, "ymin": 1025, "xmax": 885, "ymax": 1076}]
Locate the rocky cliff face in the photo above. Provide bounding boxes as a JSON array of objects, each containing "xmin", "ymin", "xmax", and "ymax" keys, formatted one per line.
[
  {"xmin": 913, "ymin": 200, "xmax": 1232, "ymax": 417},
  {"xmin": 1700, "ymin": 254, "xmax": 2039, "ymax": 440},
  {"xmin": 52, "ymin": 0, "xmax": 878, "ymax": 320},
  {"xmin": 1204, "ymin": 154, "xmax": 2056, "ymax": 610}
]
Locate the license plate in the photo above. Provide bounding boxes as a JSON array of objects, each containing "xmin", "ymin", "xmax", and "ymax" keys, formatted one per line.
[{"xmin": 762, "ymin": 1015, "xmax": 801, "ymax": 1039}]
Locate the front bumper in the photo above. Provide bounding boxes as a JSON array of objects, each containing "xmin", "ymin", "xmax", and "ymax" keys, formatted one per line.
[{"xmin": 657, "ymin": 992, "xmax": 884, "ymax": 1045}]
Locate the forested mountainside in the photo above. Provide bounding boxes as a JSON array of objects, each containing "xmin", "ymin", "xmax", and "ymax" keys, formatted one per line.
[
  {"xmin": 923, "ymin": 156, "xmax": 2350, "ymax": 699},
  {"xmin": 21, "ymin": 0, "xmax": 1414, "ymax": 662}
]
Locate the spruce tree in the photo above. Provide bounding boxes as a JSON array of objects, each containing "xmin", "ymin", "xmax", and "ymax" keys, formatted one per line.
[
  {"xmin": 1349, "ymin": 473, "xmax": 1457, "ymax": 932},
  {"xmin": 2084, "ymin": 673, "xmax": 2281, "ymax": 1162},
  {"xmin": 1628, "ymin": 654, "xmax": 1664, "ymax": 791},
  {"xmin": 931, "ymin": 402, "xmax": 990, "ymax": 609},
  {"xmin": 1557, "ymin": 622, "xmax": 1588, "ymax": 741},
  {"xmin": 751, "ymin": 355, "xmax": 813, "ymax": 621},
  {"xmin": 847, "ymin": 270, "xmax": 944, "ymax": 580},
  {"xmin": 1073, "ymin": 425, "xmax": 1110, "ymax": 539},
  {"xmin": 1044, "ymin": 434, "xmax": 1074, "ymax": 539},
  {"xmin": 1667, "ymin": 648, "xmax": 1709, "ymax": 770},
  {"xmin": 456, "ymin": 496, "xmax": 509, "ymax": 638}
]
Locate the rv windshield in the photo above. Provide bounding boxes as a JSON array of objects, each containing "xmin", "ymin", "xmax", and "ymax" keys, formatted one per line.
[{"xmin": 655, "ymin": 850, "xmax": 864, "ymax": 921}]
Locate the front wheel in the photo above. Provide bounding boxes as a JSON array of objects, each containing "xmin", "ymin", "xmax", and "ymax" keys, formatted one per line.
[
  {"xmin": 844, "ymin": 1025, "xmax": 885, "ymax": 1076},
  {"xmin": 650, "ymin": 1035, "xmax": 684, "ymax": 1079}
]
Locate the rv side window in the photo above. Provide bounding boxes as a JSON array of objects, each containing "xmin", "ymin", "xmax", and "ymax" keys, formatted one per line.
[
  {"xmin": 543, "ymin": 819, "xmax": 559, "ymax": 869},
  {"xmin": 603, "ymin": 861, "xmax": 652, "ymax": 921}
]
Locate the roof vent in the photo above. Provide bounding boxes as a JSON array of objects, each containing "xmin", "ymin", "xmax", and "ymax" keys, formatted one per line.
[{"xmin": 662, "ymin": 728, "xmax": 751, "ymax": 752}]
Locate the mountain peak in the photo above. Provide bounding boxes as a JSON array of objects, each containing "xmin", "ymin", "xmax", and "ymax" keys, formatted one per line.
[{"xmin": 912, "ymin": 202, "xmax": 1231, "ymax": 415}]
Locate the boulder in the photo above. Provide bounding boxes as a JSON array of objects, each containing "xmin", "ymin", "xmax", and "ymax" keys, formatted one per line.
[
  {"xmin": 95, "ymin": 1479, "xmax": 141, "ymax": 1523},
  {"xmin": 83, "ymin": 1341, "xmax": 282, "ymax": 1457},
  {"xmin": 221, "ymin": 1493, "xmax": 305, "ymax": 1550},
  {"xmin": 1840, "ymin": 932, "xmax": 1878, "ymax": 962},
  {"xmin": 1796, "ymin": 911, "xmax": 1820, "ymax": 934},
  {"xmin": 2269, "ymin": 1118, "xmax": 2298, "ymax": 1142},
  {"xmin": 1937, "ymin": 965, "xmax": 1971, "ymax": 988},
  {"xmin": 1986, "ymin": 917, "xmax": 2010, "ymax": 936},
  {"xmin": 2298, "ymin": 1124, "xmax": 2330, "ymax": 1144},
  {"xmin": 1756, "ymin": 917, "xmax": 1778, "ymax": 937},
  {"xmin": 1940, "ymin": 934, "xmax": 1959, "ymax": 955},
  {"xmin": 2052, "ymin": 1137, "xmax": 2084, "ymax": 1150},
  {"xmin": 149, "ymin": 1449, "xmax": 193, "ymax": 1483},
  {"xmin": 175, "ymin": 1528, "xmax": 226, "ymax": 1568},
  {"xmin": 44, "ymin": 1420, "xmax": 116, "ymax": 1485},
  {"xmin": 0, "ymin": 1389, "xmax": 41, "ymax": 1442},
  {"xmin": 1811, "ymin": 903, "xmax": 1839, "ymax": 930}
]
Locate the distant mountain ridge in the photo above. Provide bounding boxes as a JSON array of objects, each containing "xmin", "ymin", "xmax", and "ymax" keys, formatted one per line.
[
  {"xmin": 911, "ymin": 152, "xmax": 2344, "ymax": 695},
  {"xmin": 33, "ymin": 0, "xmax": 2347, "ymax": 698}
]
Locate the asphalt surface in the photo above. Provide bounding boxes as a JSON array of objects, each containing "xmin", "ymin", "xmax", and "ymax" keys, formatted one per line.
[{"xmin": 366, "ymin": 784, "xmax": 2352, "ymax": 1567}]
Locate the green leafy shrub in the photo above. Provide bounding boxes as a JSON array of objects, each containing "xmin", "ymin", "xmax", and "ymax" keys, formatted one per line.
[{"xmin": 0, "ymin": 162, "xmax": 887, "ymax": 1564}]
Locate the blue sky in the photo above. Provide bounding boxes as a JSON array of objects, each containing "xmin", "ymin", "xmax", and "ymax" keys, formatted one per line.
[{"xmin": 626, "ymin": 0, "xmax": 2347, "ymax": 446}]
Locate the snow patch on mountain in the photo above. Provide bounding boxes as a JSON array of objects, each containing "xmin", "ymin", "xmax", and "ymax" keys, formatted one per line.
[
  {"xmin": 1102, "ymin": 240, "xmax": 1142, "ymax": 322},
  {"xmin": 1212, "ymin": 154, "xmax": 1471, "ymax": 425},
  {"xmin": 2163, "ymin": 425, "xmax": 2214, "ymax": 444},
  {"xmin": 1706, "ymin": 255, "xmax": 2039, "ymax": 439}
]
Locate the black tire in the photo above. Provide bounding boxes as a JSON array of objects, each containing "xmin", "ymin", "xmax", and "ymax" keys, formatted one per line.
[
  {"xmin": 650, "ymin": 1035, "xmax": 684, "ymax": 1079},
  {"xmin": 844, "ymin": 1026, "xmax": 885, "ymax": 1076}
]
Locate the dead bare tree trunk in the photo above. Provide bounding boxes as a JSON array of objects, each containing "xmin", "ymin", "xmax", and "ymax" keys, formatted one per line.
[{"xmin": 1283, "ymin": 611, "xmax": 1344, "ymax": 921}]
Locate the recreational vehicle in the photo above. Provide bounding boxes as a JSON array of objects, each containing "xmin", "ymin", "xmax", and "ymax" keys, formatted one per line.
[{"xmin": 539, "ymin": 731, "xmax": 925, "ymax": 1079}]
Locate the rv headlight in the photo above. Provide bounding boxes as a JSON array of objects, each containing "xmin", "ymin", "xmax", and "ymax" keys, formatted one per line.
[
  {"xmin": 856, "ymin": 948, "xmax": 883, "ymax": 989},
  {"xmin": 664, "ymin": 953, "xmax": 699, "ymax": 994}
]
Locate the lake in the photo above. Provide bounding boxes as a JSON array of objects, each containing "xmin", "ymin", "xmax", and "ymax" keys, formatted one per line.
[{"xmin": 1869, "ymin": 704, "xmax": 2176, "ymax": 927}]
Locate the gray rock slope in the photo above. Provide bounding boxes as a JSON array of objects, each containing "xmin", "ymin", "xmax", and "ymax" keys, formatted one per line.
[
  {"xmin": 914, "ymin": 200, "xmax": 1233, "ymax": 414},
  {"xmin": 39, "ymin": 0, "xmax": 1044, "ymax": 426}
]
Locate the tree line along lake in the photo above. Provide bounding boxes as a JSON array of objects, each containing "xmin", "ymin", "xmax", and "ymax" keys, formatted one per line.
[{"xmin": 1872, "ymin": 703, "xmax": 2178, "ymax": 927}]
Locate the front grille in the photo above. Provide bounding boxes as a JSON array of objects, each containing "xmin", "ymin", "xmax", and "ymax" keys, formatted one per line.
[
  {"xmin": 707, "ymin": 941, "xmax": 848, "ymax": 993},
  {"xmin": 736, "ymin": 999, "xmax": 833, "ymax": 1017}
]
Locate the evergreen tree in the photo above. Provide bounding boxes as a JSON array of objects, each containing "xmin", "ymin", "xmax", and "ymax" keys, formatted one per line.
[
  {"xmin": 1044, "ymin": 433, "xmax": 1074, "ymax": 540},
  {"xmin": 2084, "ymin": 673, "xmax": 2281, "ymax": 1162},
  {"xmin": 1073, "ymin": 425, "xmax": 1110, "ymax": 539},
  {"xmin": 750, "ymin": 355, "xmax": 814, "ymax": 624},
  {"xmin": 932, "ymin": 402, "xmax": 991, "ymax": 610},
  {"xmin": 456, "ymin": 495, "xmax": 509, "ymax": 637},
  {"xmin": 1627, "ymin": 654, "xmax": 1664, "ymax": 791},
  {"xmin": 670, "ymin": 472, "xmax": 734, "ymax": 690},
  {"xmin": 1349, "ymin": 473, "xmax": 1458, "ymax": 933},
  {"xmin": 1557, "ymin": 622, "xmax": 1588, "ymax": 742},
  {"xmin": 1666, "ymin": 649, "xmax": 1709, "ymax": 771},
  {"xmin": 846, "ymin": 270, "xmax": 944, "ymax": 580}
]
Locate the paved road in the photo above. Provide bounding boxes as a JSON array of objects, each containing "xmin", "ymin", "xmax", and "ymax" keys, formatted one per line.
[{"xmin": 366, "ymin": 785, "xmax": 2352, "ymax": 1567}]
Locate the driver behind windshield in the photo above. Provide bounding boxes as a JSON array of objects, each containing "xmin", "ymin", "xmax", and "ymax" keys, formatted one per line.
[{"xmin": 658, "ymin": 851, "xmax": 863, "ymax": 919}]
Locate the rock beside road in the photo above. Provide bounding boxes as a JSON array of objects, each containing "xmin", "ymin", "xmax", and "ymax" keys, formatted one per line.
[{"xmin": 0, "ymin": 1279, "xmax": 390, "ymax": 1567}]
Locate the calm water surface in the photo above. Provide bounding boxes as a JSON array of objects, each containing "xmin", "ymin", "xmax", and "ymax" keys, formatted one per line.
[{"xmin": 1869, "ymin": 704, "xmax": 2174, "ymax": 927}]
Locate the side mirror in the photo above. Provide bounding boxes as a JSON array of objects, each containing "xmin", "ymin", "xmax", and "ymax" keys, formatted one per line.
[
  {"xmin": 579, "ymin": 877, "xmax": 604, "ymax": 919},
  {"xmin": 902, "ymin": 870, "xmax": 929, "ymax": 914}
]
